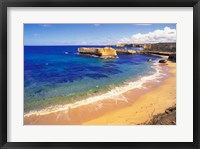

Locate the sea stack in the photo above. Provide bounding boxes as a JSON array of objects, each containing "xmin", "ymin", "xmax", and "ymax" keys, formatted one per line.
[{"xmin": 78, "ymin": 47, "xmax": 118, "ymax": 59}]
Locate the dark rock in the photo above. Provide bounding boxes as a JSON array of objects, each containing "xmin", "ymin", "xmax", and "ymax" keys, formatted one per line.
[
  {"xmin": 165, "ymin": 109, "xmax": 171, "ymax": 114},
  {"xmin": 147, "ymin": 58, "xmax": 152, "ymax": 62},
  {"xmin": 159, "ymin": 59, "xmax": 167, "ymax": 63},
  {"xmin": 142, "ymin": 105, "xmax": 176, "ymax": 125},
  {"xmin": 168, "ymin": 54, "xmax": 176, "ymax": 62}
]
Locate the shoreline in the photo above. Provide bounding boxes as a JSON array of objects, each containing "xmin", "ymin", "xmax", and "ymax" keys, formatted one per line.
[
  {"xmin": 24, "ymin": 60, "xmax": 176, "ymax": 125},
  {"xmin": 83, "ymin": 61, "xmax": 176, "ymax": 125}
]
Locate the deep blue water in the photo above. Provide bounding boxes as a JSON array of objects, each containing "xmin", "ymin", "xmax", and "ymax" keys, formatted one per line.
[{"xmin": 24, "ymin": 45, "xmax": 160, "ymax": 113}]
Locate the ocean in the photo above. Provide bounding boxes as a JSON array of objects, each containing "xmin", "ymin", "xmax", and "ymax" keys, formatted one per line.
[{"xmin": 24, "ymin": 45, "xmax": 163, "ymax": 115}]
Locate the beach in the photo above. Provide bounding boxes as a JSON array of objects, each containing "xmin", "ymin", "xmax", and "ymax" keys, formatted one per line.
[
  {"xmin": 24, "ymin": 60, "xmax": 176, "ymax": 125},
  {"xmin": 83, "ymin": 61, "xmax": 176, "ymax": 125}
]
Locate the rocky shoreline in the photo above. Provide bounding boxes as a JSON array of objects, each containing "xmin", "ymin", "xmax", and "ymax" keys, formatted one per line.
[{"xmin": 144, "ymin": 105, "xmax": 176, "ymax": 125}]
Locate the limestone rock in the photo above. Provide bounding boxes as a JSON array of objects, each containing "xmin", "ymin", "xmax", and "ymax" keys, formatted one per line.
[
  {"xmin": 116, "ymin": 49, "xmax": 137, "ymax": 54},
  {"xmin": 78, "ymin": 47, "xmax": 117, "ymax": 58}
]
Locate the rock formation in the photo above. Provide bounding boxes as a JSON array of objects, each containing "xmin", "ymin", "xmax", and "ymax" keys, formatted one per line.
[
  {"xmin": 159, "ymin": 59, "xmax": 167, "ymax": 63},
  {"xmin": 141, "ymin": 43, "xmax": 176, "ymax": 52},
  {"xmin": 139, "ymin": 51, "xmax": 175, "ymax": 56},
  {"xmin": 116, "ymin": 49, "xmax": 137, "ymax": 54},
  {"xmin": 168, "ymin": 54, "xmax": 176, "ymax": 62},
  {"xmin": 116, "ymin": 43, "xmax": 125, "ymax": 47},
  {"xmin": 78, "ymin": 47, "xmax": 117, "ymax": 59},
  {"xmin": 116, "ymin": 43, "xmax": 135, "ymax": 47}
]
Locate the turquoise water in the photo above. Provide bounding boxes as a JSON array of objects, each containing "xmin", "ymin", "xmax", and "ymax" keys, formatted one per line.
[{"xmin": 24, "ymin": 46, "xmax": 161, "ymax": 114}]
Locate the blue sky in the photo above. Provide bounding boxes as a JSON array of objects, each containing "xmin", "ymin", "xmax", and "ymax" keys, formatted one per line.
[{"xmin": 24, "ymin": 24, "xmax": 176, "ymax": 45}]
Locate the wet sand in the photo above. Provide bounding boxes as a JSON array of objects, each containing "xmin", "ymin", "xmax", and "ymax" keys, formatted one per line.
[
  {"xmin": 84, "ymin": 61, "xmax": 176, "ymax": 125},
  {"xmin": 24, "ymin": 61, "xmax": 176, "ymax": 125}
]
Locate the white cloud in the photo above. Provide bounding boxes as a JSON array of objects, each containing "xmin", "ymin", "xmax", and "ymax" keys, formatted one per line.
[
  {"xmin": 33, "ymin": 33, "xmax": 40, "ymax": 37},
  {"xmin": 118, "ymin": 27, "xmax": 176, "ymax": 44}
]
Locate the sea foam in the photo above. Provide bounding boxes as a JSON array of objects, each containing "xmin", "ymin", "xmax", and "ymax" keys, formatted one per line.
[{"xmin": 25, "ymin": 61, "xmax": 167, "ymax": 117}]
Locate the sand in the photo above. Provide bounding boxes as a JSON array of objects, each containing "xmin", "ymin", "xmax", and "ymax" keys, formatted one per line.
[
  {"xmin": 83, "ymin": 61, "xmax": 176, "ymax": 125},
  {"xmin": 24, "ymin": 61, "xmax": 176, "ymax": 125}
]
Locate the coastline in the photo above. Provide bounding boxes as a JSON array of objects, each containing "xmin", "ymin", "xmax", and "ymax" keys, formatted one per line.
[
  {"xmin": 24, "ymin": 60, "xmax": 176, "ymax": 125},
  {"xmin": 83, "ymin": 61, "xmax": 176, "ymax": 125}
]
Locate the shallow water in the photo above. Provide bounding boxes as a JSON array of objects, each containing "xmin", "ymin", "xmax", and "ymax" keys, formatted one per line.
[{"xmin": 24, "ymin": 45, "xmax": 161, "ymax": 113}]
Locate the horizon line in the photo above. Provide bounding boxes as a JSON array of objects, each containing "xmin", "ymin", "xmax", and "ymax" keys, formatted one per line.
[{"xmin": 24, "ymin": 42, "xmax": 176, "ymax": 46}]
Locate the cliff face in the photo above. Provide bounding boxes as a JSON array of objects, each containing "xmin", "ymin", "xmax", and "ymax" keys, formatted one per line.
[
  {"xmin": 116, "ymin": 44, "xmax": 135, "ymax": 47},
  {"xmin": 116, "ymin": 49, "xmax": 137, "ymax": 54},
  {"xmin": 116, "ymin": 43, "xmax": 125, "ymax": 47},
  {"xmin": 116, "ymin": 43, "xmax": 176, "ymax": 52},
  {"xmin": 142, "ymin": 43, "xmax": 176, "ymax": 52},
  {"xmin": 78, "ymin": 47, "xmax": 117, "ymax": 58}
]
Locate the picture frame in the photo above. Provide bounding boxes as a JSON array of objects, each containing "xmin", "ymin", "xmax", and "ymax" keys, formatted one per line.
[{"xmin": 0, "ymin": 0, "xmax": 199, "ymax": 148}]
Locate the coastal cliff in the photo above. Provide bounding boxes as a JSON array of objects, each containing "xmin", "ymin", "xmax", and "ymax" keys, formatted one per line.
[
  {"xmin": 116, "ymin": 49, "xmax": 137, "ymax": 54},
  {"xmin": 142, "ymin": 43, "xmax": 176, "ymax": 52},
  {"xmin": 116, "ymin": 43, "xmax": 176, "ymax": 52},
  {"xmin": 116, "ymin": 43, "xmax": 135, "ymax": 47},
  {"xmin": 78, "ymin": 47, "xmax": 117, "ymax": 59}
]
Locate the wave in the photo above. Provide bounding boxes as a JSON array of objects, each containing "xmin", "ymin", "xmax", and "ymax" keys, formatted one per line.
[{"xmin": 24, "ymin": 62, "xmax": 167, "ymax": 117}]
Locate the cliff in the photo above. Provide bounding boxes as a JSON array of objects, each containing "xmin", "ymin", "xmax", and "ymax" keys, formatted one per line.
[
  {"xmin": 116, "ymin": 43, "xmax": 125, "ymax": 47},
  {"xmin": 139, "ymin": 51, "xmax": 175, "ymax": 56},
  {"xmin": 141, "ymin": 43, "xmax": 176, "ymax": 52},
  {"xmin": 116, "ymin": 43, "xmax": 176, "ymax": 52},
  {"xmin": 116, "ymin": 49, "xmax": 137, "ymax": 54},
  {"xmin": 116, "ymin": 44, "xmax": 135, "ymax": 47},
  {"xmin": 78, "ymin": 47, "xmax": 117, "ymax": 59}
]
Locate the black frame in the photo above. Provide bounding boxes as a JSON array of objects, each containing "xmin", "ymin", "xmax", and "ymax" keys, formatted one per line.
[{"xmin": 0, "ymin": 0, "xmax": 199, "ymax": 148}]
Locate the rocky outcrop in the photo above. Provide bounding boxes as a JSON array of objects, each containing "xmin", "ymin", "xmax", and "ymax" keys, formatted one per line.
[
  {"xmin": 145, "ymin": 105, "xmax": 176, "ymax": 125},
  {"xmin": 168, "ymin": 54, "xmax": 176, "ymax": 62},
  {"xmin": 116, "ymin": 43, "xmax": 135, "ymax": 47},
  {"xmin": 78, "ymin": 47, "xmax": 117, "ymax": 59},
  {"xmin": 116, "ymin": 49, "xmax": 137, "ymax": 54},
  {"xmin": 159, "ymin": 59, "xmax": 167, "ymax": 63},
  {"xmin": 116, "ymin": 43, "xmax": 144, "ymax": 47},
  {"xmin": 116, "ymin": 43, "xmax": 125, "ymax": 47}
]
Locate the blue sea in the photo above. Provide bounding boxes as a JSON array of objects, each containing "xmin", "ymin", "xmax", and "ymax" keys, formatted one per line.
[{"xmin": 24, "ymin": 46, "xmax": 162, "ymax": 114}]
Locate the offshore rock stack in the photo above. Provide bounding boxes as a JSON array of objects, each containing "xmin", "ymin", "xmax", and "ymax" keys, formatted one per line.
[
  {"xmin": 78, "ymin": 47, "xmax": 118, "ymax": 59},
  {"xmin": 78, "ymin": 47, "xmax": 138, "ymax": 59}
]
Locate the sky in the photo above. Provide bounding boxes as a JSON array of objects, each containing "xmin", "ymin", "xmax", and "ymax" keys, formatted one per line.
[{"xmin": 24, "ymin": 24, "xmax": 176, "ymax": 46}]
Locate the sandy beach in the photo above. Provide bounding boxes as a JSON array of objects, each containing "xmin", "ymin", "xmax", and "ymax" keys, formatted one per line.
[
  {"xmin": 24, "ymin": 60, "xmax": 176, "ymax": 125},
  {"xmin": 84, "ymin": 61, "xmax": 176, "ymax": 125}
]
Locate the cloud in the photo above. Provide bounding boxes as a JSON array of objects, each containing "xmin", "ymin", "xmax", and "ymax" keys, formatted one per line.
[
  {"xmin": 118, "ymin": 27, "xmax": 176, "ymax": 44},
  {"xmin": 33, "ymin": 33, "xmax": 40, "ymax": 37}
]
